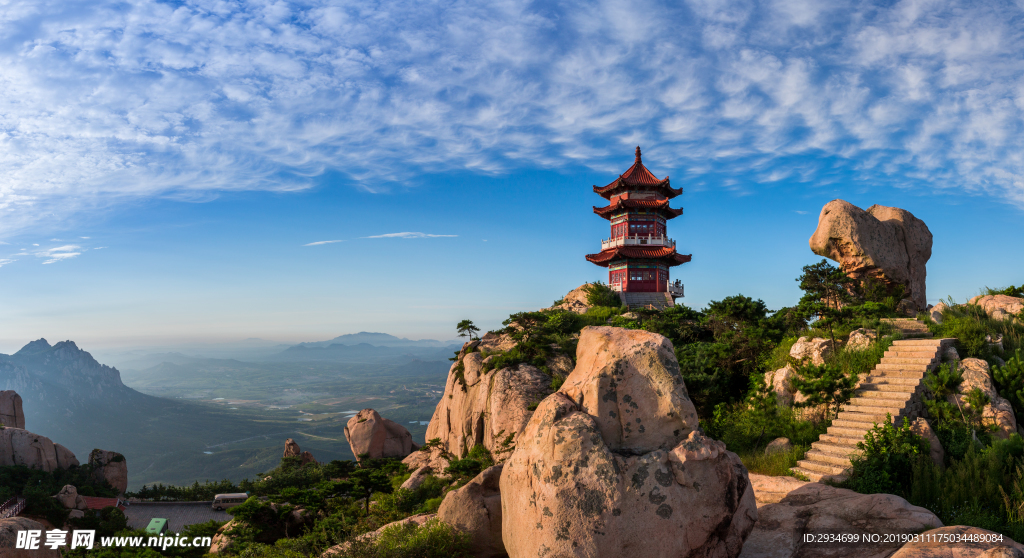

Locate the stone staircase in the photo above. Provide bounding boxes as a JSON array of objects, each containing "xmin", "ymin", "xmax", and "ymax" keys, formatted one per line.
[
  {"xmin": 619, "ymin": 292, "xmax": 674, "ymax": 310},
  {"xmin": 792, "ymin": 330, "xmax": 955, "ymax": 482},
  {"xmin": 880, "ymin": 318, "xmax": 934, "ymax": 338}
]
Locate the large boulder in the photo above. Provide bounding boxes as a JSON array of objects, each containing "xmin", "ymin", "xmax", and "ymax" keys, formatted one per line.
[
  {"xmin": 0, "ymin": 428, "xmax": 60, "ymax": 471},
  {"xmin": 209, "ymin": 520, "xmax": 237, "ymax": 555},
  {"xmin": 89, "ymin": 449, "xmax": 128, "ymax": 494},
  {"xmin": 955, "ymin": 359, "xmax": 1017, "ymax": 439},
  {"xmin": 790, "ymin": 337, "xmax": 833, "ymax": 366},
  {"xmin": 437, "ymin": 464, "xmax": 505, "ymax": 558},
  {"xmin": 345, "ymin": 409, "xmax": 417, "ymax": 460},
  {"xmin": 809, "ymin": 200, "xmax": 932, "ymax": 313},
  {"xmin": 847, "ymin": 328, "xmax": 877, "ymax": 352},
  {"xmin": 424, "ymin": 347, "xmax": 551, "ymax": 460},
  {"xmin": 968, "ymin": 294, "xmax": 1024, "ymax": 322},
  {"xmin": 910, "ymin": 418, "xmax": 945, "ymax": 467},
  {"xmin": 738, "ymin": 482, "xmax": 942, "ymax": 558},
  {"xmin": 283, "ymin": 438, "xmax": 300, "ymax": 458},
  {"xmin": 54, "ymin": 484, "xmax": 78, "ymax": 508},
  {"xmin": 890, "ymin": 526, "xmax": 1024, "ymax": 557},
  {"xmin": 930, "ymin": 301, "xmax": 949, "ymax": 324},
  {"xmin": 54, "ymin": 444, "xmax": 79, "ymax": 469},
  {"xmin": 402, "ymin": 445, "xmax": 451, "ymax": 472},
  {"xmin": 766, "ymin": 365, "xmax": 801, "ymax": 407},
  {"xmin": 0, "ymin": 391, "xmax": 25, "ymax": 429},
  {"xmin": 501, "ymin": 326, "xmax": 756, "ymax": 558},
  {"xmin": 400, "ymin": 466, "xmax": 434, "ymax": 491},
  {"xmin": 0, "ymin": 517, "xmax": 62, "ymax": 557}
]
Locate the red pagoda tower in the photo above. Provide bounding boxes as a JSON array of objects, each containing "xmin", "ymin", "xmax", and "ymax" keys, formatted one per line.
[{"xmin": 585, "ymin": 146, "xmax": 690, "ymax": 309}]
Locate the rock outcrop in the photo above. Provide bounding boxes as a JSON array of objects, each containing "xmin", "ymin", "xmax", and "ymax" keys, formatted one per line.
[
  {"xmin": 209, "ymin": 520, "xmax": 237, "ymax": 554},
  {"xmin": 0, "ymin": 517, "xmax": 62, "ymax": 557},
  {"xmin": 543, "ymin": 284, "xmax": 593, "ymax": 314},
  {"xmin": 809, "ymin": 200, "xmax": 932, "ymax": 313},
  {"xmin": 738, "ymin": 482, "xmax": 942, "ymax": 558},
  {"xmin": 424, "ymin": 345, "xmax": 551, "ymax": 460},
  {"xmin": 402, "ymin": 445, "xmax": 451, "ymax": 472},
  {"xmin": 847, "ymin": 328, "xmax": 877, "ymax": 352},
  {"xmin": 956, "ymin": 359, "xmax": 1017, "ymax": 439},
  {"xmin": 890, "ymin": 526, "xmax": 1024, "ymax": 557},
  {"xmin": 765, "ymin": 437, "xmax": 792, "ymax": 455},
  {"xmin": 930, "ymin": 301, "xmax": 949, "ymax": 324},
  {"xmin": 910, "ymin": 418, "xmax": 945, "ymax": 467},
  {"xmin": 0, "ymin": 391, "xmax": 24, "ymax": 429},
  {"xmin": 969, "ymin": 295, "xmax": 1024, "ymax": 322},
  {"xmin": 345, "ymin": 409, "xmax": 417, "ymax": 460},
  {"xmin": 400, "ymin": 466, "xmax": 433, "ymax": 491},
  {"xmin": 322, "ymin": 514, "xmax": 437, "ymax": 557},
  {"xmin": 89, "ymin": 449, "xmax": 128, "ymax": 494},
  {"xmin": 437, "ymin": 464, "xmax": 505, "ymax": 558},
  {"xmin": 55, "ymin": 484, "xmax": 79, "ymax": 508},
  {"xmin": 748, "ymin": 474, "xmax": 809, "ymax": 507},
  {"xmin": 0, "ymin": 428, "xmax": 61, "ymax": 471},
  {"xmin": 501, "ymin": 326, "xmax": 756, "ymax": 558},
  {"xmin": 283, "ymin": 438, "xmax": 300, "ymax": 458},
  {"xmin": 766, "ymin": 365, "xmax": 801, "ymax": 407},
  {"xmin": 790, "ymin": 337, "xmax": 834, "ymax": 366},
  {"xmin": 54, "ymin": 443, "xmax": 79, "ymax": 469}
]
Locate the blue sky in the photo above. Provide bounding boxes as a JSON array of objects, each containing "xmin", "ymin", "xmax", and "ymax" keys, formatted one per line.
[{"xmin": 0, "ymin": 0, "xmax": 1023, "ymax": 351}]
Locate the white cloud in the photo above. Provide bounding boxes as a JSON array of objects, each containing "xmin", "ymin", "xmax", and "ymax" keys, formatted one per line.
[
  {"xmin": 35, "ymin": 245, "xmax": 83, "ymax": 264},
  {"xmin": 0, "ymin": 0, "xmax": 1021, "ymax": 234},
  {"xmin": 362, "ymin": 233, "xmax": 457, "ymax": 239},
  {"xmin": 303, "ymin": 240, "xmax": 345, "ymax": 246},
  {"xmin": 0, "ymin": 259, "xmax": 14, "ymax": 268}
]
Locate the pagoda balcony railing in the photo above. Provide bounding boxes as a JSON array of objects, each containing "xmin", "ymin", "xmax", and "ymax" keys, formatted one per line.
[{"xmin": 601, "ymin": 235, "xmax": 675, "ymax": 250}]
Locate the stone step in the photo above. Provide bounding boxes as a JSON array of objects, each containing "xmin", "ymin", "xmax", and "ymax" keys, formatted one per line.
[
  {"xmin": 826, "ymin": 425, "xmax": 869, "ymax": 438},
  {"xmin": 844, "ymin": 402, "xmax": 906, "ymax": 415},
  {"xmin": 859, "ymin": 376, "xmax": 922, "ymax": 388},
  {"xmin": 795, "ymin": 459, "xmax": 849, "ymax": 476},
  {"xmin": 836, "ymin": 410, "xmax": 900, "ymax": 424},
  {"xmin": 819, "ymin": 433, "xmax": 865, "ymax": 447},
  {"xmin": 832, "ymin": 417, "xmax": 882, "ymax": 429},
  {"xmin": 869, "ymin": 368, "xmax": 928, "ymax": 379},
  {"xmin": 811, "ymin": 441, "xmax": 862, "ymax": 457},
  {"xmin": 854, "ymin": 390, "xmax": 914, "ymax": 401},
  {"xmin": 884, "ymin": 350, "xmax": 940, "ymax": 358},
  {"xmin": 891, "ymin": 339, "xmax": 944, "ymax": 347},
  {"xmin": 876, "ymin": 363, "xmax": 930, "ymax": 372},
  {"xmin": 880, "ymin": 357, "xmax": 936, "ymax": 365}
]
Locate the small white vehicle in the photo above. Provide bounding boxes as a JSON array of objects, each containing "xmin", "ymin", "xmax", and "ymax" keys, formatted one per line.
[{"xmin": 212, "ymin": 493, "xmax": 249, "ymax": 511}]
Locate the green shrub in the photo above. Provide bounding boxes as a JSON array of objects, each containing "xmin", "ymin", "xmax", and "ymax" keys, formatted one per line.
[
  {"xmin": 843, "ymin": 415, "xmax": 927, "ymax": 495},
  {"xmin": 791, "ymin": 363, "xmax": 858, "ymax": 421},
  {"xmin": 583, "ymin": 282, "xmax": 622, "ymax": 308},
  {"xmin": 995, "ymin": 349, "xmax": 1024, "ymax": 418},
  {"xmin": 339, "ymin": 519, "xmax": 471, "ymax": 558}
]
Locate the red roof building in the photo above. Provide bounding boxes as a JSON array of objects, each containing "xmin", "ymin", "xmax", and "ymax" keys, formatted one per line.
[{"xmin": 585, "ymin": 147, "xmax": 690, "ymax": 304}]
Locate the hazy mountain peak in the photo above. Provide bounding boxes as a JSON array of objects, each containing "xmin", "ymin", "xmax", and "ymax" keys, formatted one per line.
[{"xmin": 15, "ymin": 338, "xmax": 52, "ymax": 356}]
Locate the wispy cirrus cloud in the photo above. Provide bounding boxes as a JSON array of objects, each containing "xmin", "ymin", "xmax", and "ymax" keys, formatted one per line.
[
  {"xmin": 36, "ymin": 245, "xmax": 82, "ymax": 264},
  {"xmin": 303, "ymin": 240, "xmax": 345, "ymax": 246},
  {"xmin": 1, "ymin": 0, "xmax": 1023, "ymax": 236},
  {"xmin": 362, "ymin": 233, "xmax": 457, "ymax": 239}
]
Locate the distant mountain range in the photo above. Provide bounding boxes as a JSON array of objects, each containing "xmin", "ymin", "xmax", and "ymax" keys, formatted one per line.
[{"xmin": 291, "ymin": 332, "xmax": 460, "ymax": 349}]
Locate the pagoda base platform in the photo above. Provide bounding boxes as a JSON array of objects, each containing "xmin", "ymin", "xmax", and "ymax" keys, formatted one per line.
[{"xmin": 619, "ymin": 292, "xmax": 674, "ymax": 310}]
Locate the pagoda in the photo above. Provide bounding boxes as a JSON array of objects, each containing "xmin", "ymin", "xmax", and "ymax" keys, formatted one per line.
[{"xmin": 585, "ymin": 146, "xmax": 690, "ymax": 308}]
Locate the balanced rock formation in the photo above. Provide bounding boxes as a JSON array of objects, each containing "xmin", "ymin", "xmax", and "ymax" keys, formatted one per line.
[
  {"xmin": 790, "ymin": 337, "xmax": 833, "ymax": 366},
  {"xmin": 424, "ymin": 343, "xmax": 550, "ymax": 460},
  {"xmin": 955, "ymin": 359, "xmax": 1017, "ymax": 439},
  {"xmin": 739, "ymin": 482, "xmax": 942, "ymax": 558},
  {"xmin": 89, "ymin": 449, "xmax": 128, "ymax": 494},
  {"xmin": 345, "ymin": 409, "xmax": 416, "ymax": 460},
  {"xmin": 0, "ymin": 391, "xmax": 24, "ymax": 429},
  {"xmin": 890, "ymin": 526, "xmax": 1024, "ymax": 557},
  {"xmin": 969, "ymin": 294, "xmax": 1024, "ymax": 322},
  {"xmin": 283, "ymin": 438, "xmax": 316, "ymax": 465},
  {"xmin": 809, "ymin": 200, "xmax": 932, "ymax": 313},
  {"xmin": 501, "ymin": 326, "xmax": 756, "ymax": 558},
  {"xmin": 437, "ymin": 464, "xmax": 505, "ymax": 558}
]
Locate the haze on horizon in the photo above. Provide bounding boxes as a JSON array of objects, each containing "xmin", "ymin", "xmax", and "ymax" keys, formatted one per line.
[{"xmin": 1, "ymin": 0, "xmax": 1023, "ymax": 352}]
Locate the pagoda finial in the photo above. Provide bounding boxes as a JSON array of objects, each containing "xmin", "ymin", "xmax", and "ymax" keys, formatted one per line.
[{"xmin": 635, "ymin": 146, "xmax": 642, "ymax": 163}]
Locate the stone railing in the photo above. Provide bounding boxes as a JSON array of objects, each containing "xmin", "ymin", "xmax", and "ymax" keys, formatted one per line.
[{"xmin": 601, "ymin": 236, "xmax": 675, "ymax": 250}]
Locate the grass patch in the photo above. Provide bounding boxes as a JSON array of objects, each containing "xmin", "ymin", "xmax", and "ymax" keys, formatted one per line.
[{"xmin": 739, "ymin": 444, "xmax": 808, "ymax": 477}]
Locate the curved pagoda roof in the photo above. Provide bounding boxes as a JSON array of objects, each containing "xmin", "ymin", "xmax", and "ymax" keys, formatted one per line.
[
  {"xmin": 593, "ymin": 197, "xmax": 684, "ymax": 220},
  {"xmin": 593, "ymin": 146, "xmax": 682, "ymax": 200},
  {"xmin": 585, "ymin": 246, "xmax": 692, "ymax": 267}
]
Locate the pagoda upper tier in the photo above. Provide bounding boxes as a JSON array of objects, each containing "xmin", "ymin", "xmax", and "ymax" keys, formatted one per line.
[
  {"xmin": 593, "ymin": 146, "xmax": 683, "ymax": 200},
  {"xmin": 593, "ymin": 197, "xmax": 683, "ymax": 220},
  {"xmin": 585, "ymin": 245, "xmax": 692, "ymax": 268}
]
